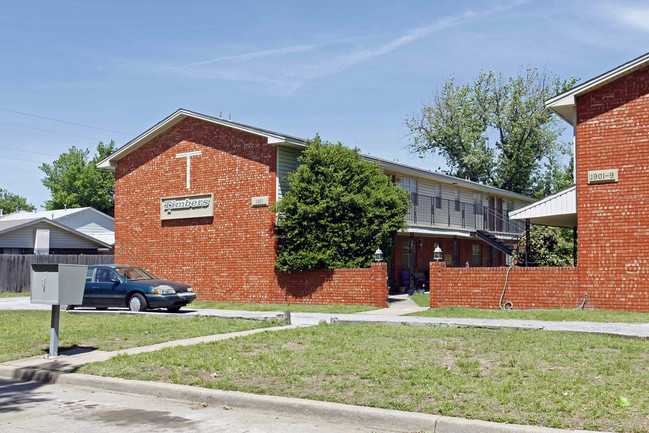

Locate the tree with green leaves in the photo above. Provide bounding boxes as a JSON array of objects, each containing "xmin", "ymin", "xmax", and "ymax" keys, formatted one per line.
[
  {"xmin": 40, "ymin": 141, "xmax": 116, "ymax": 216},
  {"xmin": 0, "ymin": 188, "xmax": 35, "ymax": 215},
  {"xmin": 515, "ymin": 154, "xmax": 577, "ymax": 267},
  {"xmin": 406, "ymin": 68, "xmax": 578, "ymax": 196},
  {"xmin": 515, "ymin": 225, "xmax": 575, "ymax": 267},
  {"xmin": 274, "ymin": 136, "xmax": 409, "ymax": 273}
]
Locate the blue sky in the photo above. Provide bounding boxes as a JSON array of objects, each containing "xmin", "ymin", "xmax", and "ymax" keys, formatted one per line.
[{"xmin": 2, "ymin": 0, "xmax": 649, "ymax": 209}]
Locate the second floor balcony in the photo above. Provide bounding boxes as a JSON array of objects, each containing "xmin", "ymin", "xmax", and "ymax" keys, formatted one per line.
[{"xmin": 405, "ymin": 193, "xmax": 526, "ymax": 235}]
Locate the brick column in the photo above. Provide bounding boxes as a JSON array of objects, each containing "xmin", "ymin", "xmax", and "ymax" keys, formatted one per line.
[
  {"xmin": 370, "ymin": 262, "xmax": 389, "ymax": 307},
  {"xmin": 429, "ymin": 261, "xmax": 447, "ymax": 308}
]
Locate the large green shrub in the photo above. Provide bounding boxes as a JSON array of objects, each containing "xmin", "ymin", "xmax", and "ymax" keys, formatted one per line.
[{"xmin": 274, "ymin": 136, "xmax": 409, "ymax": 272}]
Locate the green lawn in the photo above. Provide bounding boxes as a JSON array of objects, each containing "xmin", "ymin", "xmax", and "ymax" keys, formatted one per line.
[
  {"xmin": 410, "ymin": 303, "xmax": 649, "ymax": 323},
  {"xmin": 191, "ymin": 300, "xmax": 378, "ymax": 314},
  {"xmin": 80, "ymin": 323, "xmax": 649, "ymax": 432},
  {"xmin": 408, "ymin": 292, "xmax": 430, "ymax": 308},
  {"xmin": 0, "ymin": 310, "xmax": 277, "ymax": 363},
  {"xmin": 0, "ymin": 291, "xmax": 29, "ymax": 298}
]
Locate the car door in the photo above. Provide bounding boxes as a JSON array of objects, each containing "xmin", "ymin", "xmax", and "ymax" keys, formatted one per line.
[
  {"xmin": 83, "ymin": 267, "xmax": 97, "ymax": 306},
  {"xmin": 90, "ymin": 268, "xmax": 123, "ymax": 307}
]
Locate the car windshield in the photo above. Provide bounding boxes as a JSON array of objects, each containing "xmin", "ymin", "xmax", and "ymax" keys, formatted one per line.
[{"xmin": 115, "ymin": 267, "xmax": 157, "ymax": 281}]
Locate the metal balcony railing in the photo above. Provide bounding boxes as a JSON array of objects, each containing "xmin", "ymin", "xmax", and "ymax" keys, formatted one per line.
[{"xmin": 404, "ymin": 193, "xmax": 525, "ymax": 235}]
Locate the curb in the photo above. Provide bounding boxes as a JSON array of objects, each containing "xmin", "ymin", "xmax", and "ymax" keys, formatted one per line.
[{"xmin": 0, "ymin": 365, "xmax": 601, "ymax": 433}]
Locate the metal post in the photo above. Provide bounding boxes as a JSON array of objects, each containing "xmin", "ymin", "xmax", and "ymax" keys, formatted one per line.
[
  {"xmin": 525, "ymin": 218, "xmax": 531, "ymax": 267},
  {"xmin": 461, "ymin": 204, "xmax": 465, "ymax": 228},
  {"xmin": 409, "ymin": 233, "xmax": 415, "ymax": 293},
  {"xmin": 453, "ymin": 236, "xmax": 459, "ymax": 267},
  {"xmin": 48, "ymin": 305, "xmax": 60, "ymax": 358}
]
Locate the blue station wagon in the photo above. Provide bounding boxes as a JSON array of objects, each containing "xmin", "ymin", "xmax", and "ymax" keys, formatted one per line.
[{"xmin": 65, "ymin": 265, "xmax": 197, "ymax": 313}]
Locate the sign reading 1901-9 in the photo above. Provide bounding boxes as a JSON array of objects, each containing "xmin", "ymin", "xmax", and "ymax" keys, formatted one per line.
[
  {"xmin": 588, "ymin": 169, "xmax": 618, "ymax": 184},
  {"xmin": 160, "ymin": 193, "xmax": 214, "ymax": 220}
]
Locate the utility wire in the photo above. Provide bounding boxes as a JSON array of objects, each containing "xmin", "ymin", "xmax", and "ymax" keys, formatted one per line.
[
  {"xmin": 0, "ymin": 120, "xmax": 97, "ymax": 141},
  {"xmin": 0, "ymin": 107, "xmax": 134, "ymax": 135},
  {"xmin": 0, "ymin": 145, "xmax": 58, "ymax": 157},
  {"xmin": 0, "ymin": 155, "xmax": 47, "ymax": 164}
]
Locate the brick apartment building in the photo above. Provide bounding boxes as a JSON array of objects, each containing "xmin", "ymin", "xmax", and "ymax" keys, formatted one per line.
[
  {"xmin": 98, "ymin": 109, "xmax": 533, "ymax": 305},
  {"xmin": 431, "ymin": 52, "xmax": 649, "ymax": 312}
]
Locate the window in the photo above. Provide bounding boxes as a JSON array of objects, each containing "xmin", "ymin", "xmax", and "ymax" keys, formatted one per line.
[
  {"xmin": 435, "ymin": 185, "xmax": 442, "ymax": 209},
  {"xmin": 402, "ymin": 177, "xmax": 417, "ymax": 196},
  {"xmin": 401, "ymin": 241, "xmax": 410, "ymax": 267},
  {"xmin": 473, "ymin": 193, "xmax": 482, "ymax": 215},
  {"xmin": 454, "ymin": 189, "xmax": 460, "ymax": 211},
  {"xmin": 472, "ymin": 244, "xmax": 482, "ymax": 267},
  {"xmin": 95, "ymin": 268, "xmax": 117, "ymax": 283},
  {"xmin": 401, "ymin": 177, "xmax": 417, "ymax": 207}
]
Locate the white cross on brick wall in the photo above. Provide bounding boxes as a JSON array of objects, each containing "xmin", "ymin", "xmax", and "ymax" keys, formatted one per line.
[{"xmin": 176, "ymin": 150, "xmax": 202, "ymax": 189}]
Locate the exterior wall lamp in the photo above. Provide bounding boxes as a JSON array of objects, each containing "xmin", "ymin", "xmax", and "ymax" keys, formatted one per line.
[
  {"xmin": 434, "ymin": 246, "xmax": 443, "ymax": 261},
  {"xmin": 374, "ymin": 248, "xmax": 384, "ymax": 263}
]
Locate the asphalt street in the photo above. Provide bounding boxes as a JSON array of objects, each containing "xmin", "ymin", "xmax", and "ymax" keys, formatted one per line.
[{"xmin": 0, "ymin": 378, "xmax": 402, "ymax": 433}]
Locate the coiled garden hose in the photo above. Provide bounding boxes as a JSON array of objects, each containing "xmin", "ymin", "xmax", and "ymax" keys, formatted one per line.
[{"xmin": 498, "ymin": 264, "xmax": 588, "ymax": 311}]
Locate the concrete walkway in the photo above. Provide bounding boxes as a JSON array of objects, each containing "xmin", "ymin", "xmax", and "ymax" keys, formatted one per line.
[
  {"xmin": 3, "ymin": 296, "xmax": 649, "ymax": 338},
  {"xmin": 4, "ymin": 324, "xmax": 296, "ymax": 372},
  {"xmin": 356, "ymin": 293, "xmax": 429, "ymax": 315}
]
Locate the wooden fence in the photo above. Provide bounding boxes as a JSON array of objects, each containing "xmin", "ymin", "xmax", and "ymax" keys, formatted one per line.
[{"xmin": 0, "ymin": 255, "xmax": 115, "ymax": 292}]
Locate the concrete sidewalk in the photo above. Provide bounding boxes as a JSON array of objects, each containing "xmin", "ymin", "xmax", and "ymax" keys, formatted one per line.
[
  {"xmin": 4, "ymin": 324, "xmax": 295, "ymax": 372},
  {"xmin": 3, "ymin": 296, "xmax": 649, "ymax": 338},
  {"xmin": 356, "ymin": 293, "xmax": 429, "ymax": 316}
]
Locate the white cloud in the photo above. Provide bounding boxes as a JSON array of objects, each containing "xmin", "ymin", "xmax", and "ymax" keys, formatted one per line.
[
  {"xmin": 157, "ymin": 2, "xmax": 528, "ymax": 96},
  {"xmin": 161, "ymin": 43, "xmax": 324, "ymax": 70},
  {"xmin": 604, "ymin": 3, "xmax": 649, "ymax": 32}
]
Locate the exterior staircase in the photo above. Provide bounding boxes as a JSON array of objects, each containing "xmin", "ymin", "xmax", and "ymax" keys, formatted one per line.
[{"xmin": 475, "ymin": 230, "xmax": 517, "ymax": 256}]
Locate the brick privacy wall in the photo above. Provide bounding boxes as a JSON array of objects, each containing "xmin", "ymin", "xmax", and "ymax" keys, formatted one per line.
[
  {"xmin": 114, "ymin": 116, "xmax": 387, "ymax": 307},
  {"xmin": 277, "ymin": 263, "xmax": 388, "ymax": 307},
  {"xmin": 429, "ymin": 262, "xmax": 583, "ymax": 310},
  {"xmin": 576, "ymin": 65, "xmax": 649, "ymax": 311}
]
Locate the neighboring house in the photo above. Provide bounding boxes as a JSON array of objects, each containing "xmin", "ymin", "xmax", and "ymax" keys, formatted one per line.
[
  {"xmin": 0, "ymin": 217, "xmax": 111, "ymax": 254},
  {"xmin": 502, "ymin": 52, "xmax": 649, "ymax": 311},
  {"xmin": 97, "ymin": 109, "xmax": 533, "ymax": 302},
  {"xmin": 0, "ymin": 207, "xmax": 114, "ymax": 254}
]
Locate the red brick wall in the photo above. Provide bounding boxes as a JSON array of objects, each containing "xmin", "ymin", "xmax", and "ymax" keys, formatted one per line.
[
  {"xmin": 277, "ymin": 263, "xmax": 387, "ymax": 306},
  {"xmin": 429, "ymin": 262, "xmax": 583, "ymax": 310},
  {"xmin": 114, "ymin": 116, "xmax": 387, "ymax": 307},
  {"xmin": 576, "ymin": 65, "xmax": 649, "ymax": 311}
]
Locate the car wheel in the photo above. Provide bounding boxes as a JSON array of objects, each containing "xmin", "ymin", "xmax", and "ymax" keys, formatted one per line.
[
  {"xmin": 128, "ymin": 294, "xmax": 148, "ymax": 312},
  {"xmin": 62, "ymin": 305, "xmax": 75, "ymax": 311},
  {"xmin": 166, "ymin": 307, "xmax": 181, "ymax": 313}
]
